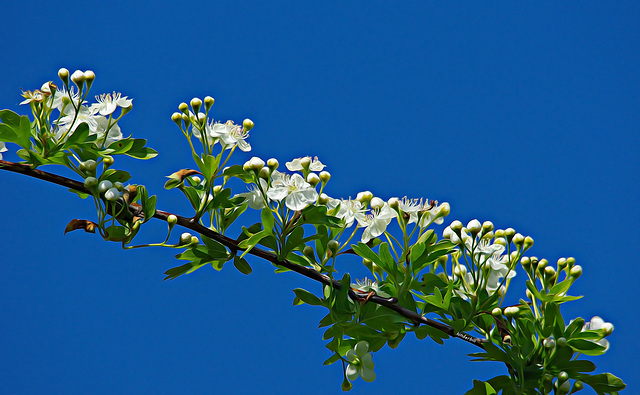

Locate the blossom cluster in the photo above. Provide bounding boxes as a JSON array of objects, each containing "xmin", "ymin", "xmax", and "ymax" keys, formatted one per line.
[
  {"xmin": 20, "ymin": 69, "xmax": 132, "ymax": 146},
  {"xmin": 237, "ymin": 155, "xmax": 450, "ymax": 243}
]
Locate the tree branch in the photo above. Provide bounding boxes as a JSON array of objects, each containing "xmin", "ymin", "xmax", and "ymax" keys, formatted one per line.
[{"xmin": 0, "ymin": 159, "xmax": 487, "ymax": 348}]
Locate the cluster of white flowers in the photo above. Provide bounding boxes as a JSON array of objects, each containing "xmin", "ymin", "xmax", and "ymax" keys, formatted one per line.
[
  {"xmin": 204, "ymin": 119, "xmax": 251, "ymax": 152},
  {"xmin": 20, "ymin": 69, "xmax": 131, "ymax": 146},
  {"xmin": 444, "ymin": 220, "xmax": 517, "ymax": 298}
]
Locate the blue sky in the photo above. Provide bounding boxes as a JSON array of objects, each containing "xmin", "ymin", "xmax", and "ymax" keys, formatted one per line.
[{"xmin": 0, "ymin": 2, "xmax": 638, "ymax": 394}]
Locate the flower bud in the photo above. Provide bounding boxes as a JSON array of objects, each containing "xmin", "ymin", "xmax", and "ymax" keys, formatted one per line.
[
  {"xmin": 494, "ymin": 237, "xmax": 507, "ymax": 246},
  {"xmin": 259, "ymin": 167, "xmax": 270, "ymax": 180},
  {"xmin": 504, "ymin": 306, "xmax": 519, "ymax": 318},
  {"xmin": 520, "ymin": 256, "xmax": 531, "ymax": 268},
  {"xmin": 243, "ymin": 118, "xmax": 254, "ymax": 131},
  {"xmin": 327, "ymin": 240, "xmax": 340, "ymax": 253},
  {"xmin": 513, "ymin": 233, "xmax": 525, "ymax": 247},
  {"xmin": 370, "ymin": 197, "xmax": 384, "ymax": 210},
  {"xmin": 466, "ymin": 219, "xmax": 481, "ymax": 236},
  {"xmin": 190, "ymin": 235, "xmax": 200, "ymax": 245},
  {"xmin": 190, "ymin": 176, "xmax": 202, "ymax": 185},
  {"xmin": 388, "ymin": 197, "xmax": 399, "ymax": 209},
  {"xmin": 573, "ymin": 381, "xmax": 583, "ymax": 391},
  {"xmin": 303, "ymin": 245, "xmax": 315, "ymax": 258},
  {"xmin": 244, "ymin": 156, "xmax": 265, "ymax": 172},
  {"xmin": 267, "ymin": 158, "xmax": 279, "ymax": 171},
  {"xmin": 114, "ymin": 181, "xmax": 124, "ymax": 191},
  {"xmin": 523, "ymin": 236, "xmax": 534, "ymax": 251},
  {"xmin": 171, "ymin": 112, "xmax": 183, "ymax": 126},
  {"xmin": 83, "ymin": 70, "xmax": 95, "ymax": 89},
  {"xmin": 504, "ymin": 227, "xmax": 516, "ymax": 242},
  {"xmin": 300, "ymin": 156, "xmax": 311, "ymax": 169},
  {"xmin": 482, "ymin": 230, "xmax": 494, "ymax": 240},
  {"xmin": 525, "ymin": 289, "xmax": 533, "ymax": 300},
  {"xmin": 306, "ymin": 172, "xmax": 320, "ymax": 186},
  {"xmin": 98, "ymin": 180, "xmax": 113, "ymax": 193},
  {"xmin": 558, "ymin": 371, "xmax": 569, "ymax": 382},
  {"xmin": 569, "ymin": 265, "xmax": 582, "ymax": 279},
  {"xmin": 204, "ymin": 96, "xmax": 215, "ymax": 111},
  {"xmin": 544, "ymin": 265, "xmax": 556, "ymax": 278},
  {"xmin": 103, "ymin": 155, "xmax": 114, "ymax": 167},
  {"xmin": 58, "ymin": 68, "xmax": 70, "ymax": 85},
  {"xmin": 544, "ymin": 337, "xmax": 556, "ymax": 349},
  {"xmin": 494, "ymin": 229, "xmax": 505, "ymax": 237},
  {"xmin": 453, "ymin": 264, "xmax": 467, "ymax": 277},
  {"xmin": 556, "ymin": 337, "xmax": 567, "ymax": 347},
  {"xmin": 438, "ymin": 202, "xmax": 450, "ymax": 217},
  {"xmin": 84, "ymin": 176, "xmax": 98, "ymax": 188},
  {"xmin": 71, "ymin": 70, "xmax": 85, "ymax": 87},
  {"xmin": 482, "ymin": 221, "xmax": 494, "ymax": 233},
  {"xmin": 181, "ymin": 113, "xmax": 191, "ymax": 127},
  {"xmin": 318, "ymin": 193, "xmax": 330, "ymax": 205},
  {"xmin": 212, "ymin": 185, "xmax": 223, "ymax": 194},
  {"xmin": 167, "ymin": 214, "xmax": 178, "ymax": 226},
  {"xmin": 179, "ymin": 232, "xmax": 192, "ymax": 245},
  {"xmin": 190, "ymin": 97, "xmax": 202, "ymax": 114},
  {"xmin": 557, "ymin": 257, "xmax": 567, "ymax": 270},
  {"xmin": 83, "ymin": 159, "xmax": 97, "ymax": 172},
  {"xmin": 178, "ymin": 102, "xmax": 189, "ymax": 114},
  {"xmin": 491, "ymin": 307, "xmax": 502, "ymax": 317},
  {"xmin": 601, "ymin": 322, "xmax": 614, "ymax": 336},
  {"xmin": 319, "ymin": 171, "xmax": 331, "ymax": 183},
  {"xmin": 104, "ymin": 187, "xmax": 121, "ymax": 201},
  {"xmin": 449, "ymin": 220, "xmax": 463, "ymax": 234},
  {"xmin": 355, "ymin": 191, "xmax": 373, "ymax": 205},
  {"xmin": 341, "ymin": 379, "xmax": 353, "ymax": 391}
]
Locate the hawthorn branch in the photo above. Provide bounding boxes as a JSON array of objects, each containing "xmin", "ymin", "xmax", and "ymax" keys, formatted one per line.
[{"xmin": 0, "ymin": 159, "xmax": 487, "ymax": 348}]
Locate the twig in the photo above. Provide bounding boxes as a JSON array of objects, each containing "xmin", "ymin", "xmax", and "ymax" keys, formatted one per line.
[{"xmin": 0, "ymin": 159, "xmax": 487, "ymax": 348}]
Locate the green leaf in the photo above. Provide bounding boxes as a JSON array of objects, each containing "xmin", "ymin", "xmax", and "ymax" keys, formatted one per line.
[
  {"xmin": 567, "ymin": 338, "xmax": 607, "ymax": 356},
  {"xmin": 102, "ymin": 168, "xmax": 132, "ymax": 183},
  {"xmin": 464, "ymin": 380, "xmax": 497, "ymax": 395},
  {"xmin": 300, "ymin": 205, "xmax": 342, "ymax": 227},
  {"xmin": 0, "ymin": 109, "xmax": 21, "ymax": 128},
  {"xmin": 202, "ymin": 154, "xmax": 220, "ymax": 181},
  {"xmin": 352, "ymin": 243, "xmax": 389, "ymax": 273},
  {"xmin": 322, "ymin": 353, "xmax": 341, "ymax": 366},
  {"xmin": 222, "ymin": 164, "xmax": 253, "ymax": 182},
  {"xmin": 261, "ymin": 207, "xmax": 275, "ymax": 234},
  {"xmin": 125, "ymin": 138, "xmax": 157, "ymax": 159},
  {"xmin": 238, "ymin": 229, "xmax": 271, "ymax": 258},
  {"xmin": 0, "ymin": 124, "xmax": 22, "ymax": 146},
  {"xmin": 63, "ymin": 122, "xmax": 90, "ymax": 148},
  {"xmin": 293, "ymin": 288, "xmax": 323, "ymax": 306},
  {"xmin": 106, "ymin": 137, "xmax": 135, "ymax": 155},
  {"xmin": 138, "ymin": 185, "xmax": 157, "ymax": 223},
  {"xmin": 580, "ymin": 372, "xmax": 626, "ymax": 394},
  {"xmin": 104, "ymin": 225, "xmax": 128, "ymax": 242},
  {"xmin": 233, "ymin": 255, "xmax": 252, "ymax": 275},
  {"xmin": 163, "ymin": 261, "xmax": 209, "ymax": 281}
]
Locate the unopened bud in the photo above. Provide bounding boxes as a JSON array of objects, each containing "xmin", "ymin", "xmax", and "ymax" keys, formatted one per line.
[
  {"xmin": 504, "ymin": 306, "xmax": 519, "ymax": 318},
  {"xmin": 494, "ymin": 229, "xmax": 505, "ymax": 237},
  {"xmin": 544, "ymin": 337, "xmax": 556, "ymax": 349},
  {"xmin": 370, "ymin": 197, "xmax": 384, "ymax": 210},
  {"xmin": 179, "ymin": 232, "xmax": 192, "ymax": 245},
  {"xmin": 388, "ymin": 197, "xmax": 399, "ymax": 209},
  {"xmin": 513, "ymin": 233, "xmax": 525, "ymax": 247},
  {"xmin": 190, "ymin": 97, "xmax": 202, "ymax": 114},
  {"xmin": 259, "ymin": 167, "xmax": 270, "ymax": 180},
  {"xmin": 449, "ymin": 220, "xmax": 463, "ymax": 234},
  {"xmin": 482, "ymin": 221, "xmax": 494, "ymax": 233},
  {"xmin": 303, "ymin": 245, "xmax": 315, "ymax": 258},
  {"xmin": 466, "ymin": 219, "xmax": 481, "ymax": 237},
  {"xmin": 190, "ymin": 236, "xmax": 199, "ymax": 245},
  {"xmin": 306, "ymin": 172, "xmax": 320, "ymax": 186},
  {"xmin": 355, "ymin": 191, "xmax": 373, "ymax": 205},
  {"xmin": 267, "ymin": 158, "xmax": 279, "ymax": 170},
  {"xmin": 565, "ymin": 257, "xmax": 576, "ymax": 268},
  {"xmin": 504, "ymin": 228, "xmax": 516, "ymax": 242},
  {"xmin": 83, "ymin": 159, "xmax": 97, "ymax": 172},
  {"xmin": 569, "ymin": 265, "xmax": 582, "ymax": 279},
  {"xmin": 204, "ymin": 96, "xmax": 215, "ymax": 111},
  {"xmin": 71, "ymin": 70, "xmax": 85, "ymax": 86},
  {"xmin": 83, "ymin": 70, "xmax": 95, "ymax": 88},
  {"xmin": 84, "ymin": 176, "xmax": 98, "ymax": 188},
  {"xmin": 243, "ymin": 118, "xmax": 254, "ymax": 131},
  {"xmin": 558, "ymin": 371, "xmax": 569, "ymax": 382},
  {"xmin": 601, "ymin": 322, "xmax": 614, "ymax": 336},
  {"xmin": 58, "ymin": 68, "xmax": 70, "ymax": 84},
  {"xmin": 557, "ymin": 337, "xmax": 567, "ymax": 347},
  {"xmin": 178, "ymin": 102, "xmax": 189, "ymax": 114},
  {"xmin": 167, "ymin": 214, "xmax": 178, "ymax": 226},
  {"xmin": 102, "ymin": 155, "xmax": 114, "ymax": 167},
  {"xmin": 98, "ymin": 180, "xmax": 113, "ymax": 193},
  {"xmin": 523, "ymin": 236, "xmax": 534, "ymax": 251},
  {"xmin": 327, "ymin": 240, "xmax": 340, "ymax": 253},
  {"xmin": 491, "ymin": 307, "xmax": 502, "ymax": 317},
  {"xmin": 438, "ymin": 202, "xmax": 450, "ymax": 217},
  {"xmin": 319, "ymin": 171, "xmax": 331, "ymax": 183},
  {"xmin": 300, "ymin": 156, "xmax": 311, "ymax": 169},
  {"xmin": 318, "ymin": 193, "xmax": 330, "ymax": 205}
]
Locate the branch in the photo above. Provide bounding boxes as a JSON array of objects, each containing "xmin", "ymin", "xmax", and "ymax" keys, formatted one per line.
[{"xmin": 0, "ymin": 159, "xmax": 487, "ymax": 348}]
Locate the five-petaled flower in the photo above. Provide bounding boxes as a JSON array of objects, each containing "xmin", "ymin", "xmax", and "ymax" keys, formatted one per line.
[
  {"xmin": 358, "ymin": 202, "xmax": 397, "ymax": 243},
  {"xmin": 266, "ymin": 170, "xmax": 318, "ymax": 211},
  {"xmin": 93, "ymin": 92, "xmax": 133, "ymax": 116}
]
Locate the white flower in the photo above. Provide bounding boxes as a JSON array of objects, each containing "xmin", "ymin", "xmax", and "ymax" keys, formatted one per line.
[
  {"xmin": 285, "ymin": 156, "xmax": 325, "ymax": 172},
  {"xmin": 55, "ymin": 105, "xmax": 100, "ymax": 138},
  {"xmin": 95, "ymin": 117, "xmax": 123, "ymax": 145},
  {"xmin": 358, "ymin": 203, "xmax": 397, "ymax": 243},
  {"xmin": 206, "ymin": 120, "xmax": 251, "ymax": 152},
  {"xmin": 328, "ymin": 198, "xmax": 367, "ymax": 228},
  {"xmin": 51, "ymin": 86, "xmax": 81, "ymax": 113},
  {"xmin": 266, "ymin": 171, "xmax": 318, "ymax": 211},
  {"xmin": 345, "ymin": 341, "xmax": 375, "ymax": 383},
  {"xmin": 0, "ymin": 141, "xmax": 7, "ymax": 160},
  {"xmin": 92, "ymin": 92, "xmax": 133, "ymax": 116},
  {"xmin": 236, "ymin": 179, "xmax": 269, "ymax": 210},
  {"xmin": 418, "ymin": 201, "xmax": 449, "ymax": 228}
]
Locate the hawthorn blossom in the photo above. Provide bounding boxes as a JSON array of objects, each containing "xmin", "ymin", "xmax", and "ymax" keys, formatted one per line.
[
  {"xmin": 327, "ymin": 198, "xmax": 367, "ymax": 228},
  {"xmin": 358, "ymin": 202, "xmax": 397, "ymax": 243},
  {"xmin": 345, "ymin": 341, "xmax": 375, "ymax": 383},
  {"xmin": 266, "ymin": 171, "xmax": 318, "ymax": 211},
  {"xmin": 51, "ymin": 86, "xmax": 81, "ymax": 112},
  {"xmin": 206, "ymin": 120, "xmax": 251, "ymax": 152},
  {"xmin": 285, "ymin": 156, "xmax": 325, "ymax": 172},
  {"xmin": 236, "ymin": 179, "xmax": 269, "ymax": 210},
  {"xmin": 92, "ymin": 92, "xmax": 133, "ymax": 115},
  {"xmin": 55, "ymin": 105, "xmax": 100, "ymax": 137}
]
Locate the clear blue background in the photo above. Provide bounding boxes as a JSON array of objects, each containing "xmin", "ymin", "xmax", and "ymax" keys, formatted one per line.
[{"xmin": 0, "ymin": 2, "xmax": 637, "ymax": 394}]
